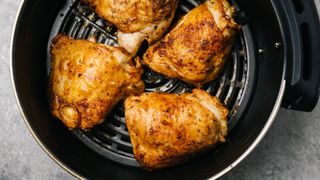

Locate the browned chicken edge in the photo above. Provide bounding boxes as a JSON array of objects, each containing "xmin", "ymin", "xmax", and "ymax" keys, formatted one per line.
[
  {"xmin": 142, "ymin": 0, "xmax": 240, "ymax": 87},
  {"xmin": 125, "ymin": 89, "xmax": 228, "ymax": 170},
  {"xmin": 50, "ymin": 34, "xmax": 144, "ymax": 129}
]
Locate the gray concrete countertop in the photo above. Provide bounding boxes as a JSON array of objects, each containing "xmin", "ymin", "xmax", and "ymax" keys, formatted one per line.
[{"xmin": 1, "ymin": 0, "xmax": 320, "ymax": 179}]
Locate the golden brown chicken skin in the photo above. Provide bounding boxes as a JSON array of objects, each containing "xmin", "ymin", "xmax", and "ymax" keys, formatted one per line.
[
  {"xmin": 50, "ymin": 35, "xmax": 144, "ymax": 129},
  {"xmin": 143, "ymin": 0, "xmax": 239, "ymax": 87},
  {"xmin": 125, "ymin": 89, "xmax": 228, "ymax": 170},
  {"xmin": 82, "ymin": 0, "xmax": 179, "ymax": 55}
]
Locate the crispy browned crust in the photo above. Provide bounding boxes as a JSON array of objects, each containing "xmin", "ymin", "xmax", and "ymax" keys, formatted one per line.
[
  {"xmin": 125, "ymin": 89, "xmax": 228, "ymax": 170},
  {"xmin": 81, "ymin": 0, "xmax": 178, "ymax": 33},
  {"xmin": 143, "ymin": 0, "xmax": 240, "ymax": 87},
  {"xmin": 50, "ymin": 34, "xmax": 144, "ymax": 129}
]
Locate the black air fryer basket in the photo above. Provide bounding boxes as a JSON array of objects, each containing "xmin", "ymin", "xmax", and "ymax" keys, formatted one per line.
[{"xmin": 11, "ymin": 0, "xmax": 320, "ymax": 179}]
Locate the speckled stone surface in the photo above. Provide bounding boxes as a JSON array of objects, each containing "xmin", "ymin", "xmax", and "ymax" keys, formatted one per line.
[{"xmin": 1, "ymin": 0, "xmax": 320, "ymax": 179}]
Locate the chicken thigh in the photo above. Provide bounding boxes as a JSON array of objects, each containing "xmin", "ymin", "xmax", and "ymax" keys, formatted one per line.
[
  {"xmin": 50, "ymin": 35, "xmax": 144, "ymax": 129},
  {"xmin": 143, "ymin": 0, "xmax": 239, "ymax": 87},
  {"xmin": 125, "ymin": 89, "xmax": 228, "ymax": 170},
  {"xmin": 82, "ymin": 0, "xmax": 179, "ymax": 55}
]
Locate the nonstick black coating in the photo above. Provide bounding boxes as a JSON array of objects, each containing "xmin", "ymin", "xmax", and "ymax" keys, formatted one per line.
[{"xmin": 12, "ymin": 0, "xmax": 285, "ymax": 179}]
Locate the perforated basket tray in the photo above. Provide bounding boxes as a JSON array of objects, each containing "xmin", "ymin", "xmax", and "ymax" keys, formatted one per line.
[{"xmin": 47, "ymin": 0, "xmax": 255, "ymax": 167}]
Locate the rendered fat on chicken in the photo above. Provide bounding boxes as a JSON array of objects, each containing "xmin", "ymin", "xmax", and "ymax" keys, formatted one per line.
[
  {"xmin": 143, "ymin": 0, "xmax": 240, "ymax": 87},
  {"xmin": 50, "ymin": 35, "xmax": 144, "ymax": 129},
  {"xmin": 125, "ymin": 89, "xmax": 228, "ymax": 170},
  {"xmin": 82, "ymin": 0, "xmax": 179, "ymax": 55}
]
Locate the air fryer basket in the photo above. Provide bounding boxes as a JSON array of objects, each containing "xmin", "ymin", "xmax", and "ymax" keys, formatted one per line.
[
  {"xmin": 47, "ymin": 0, "xmax": 255, "ymax": 167},
  {"xmin": 11, "ymin": 0, "xmax": 320, "ymax": 179}
]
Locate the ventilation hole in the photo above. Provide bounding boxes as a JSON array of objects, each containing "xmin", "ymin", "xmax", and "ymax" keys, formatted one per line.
[
  {"xmin": 90, "ymin": 129, "xmax": 114, "ymax": 144},
  {"xmin": 96, "ymin": 126, "xmax": 117, "ymax": 137},
  {"xmin": 237, "ymin": 54, "xmax": 245, "ymax": 83},
  {"xmin": 63, "ymin": 14, "xmax": 76, "ymax": 33},
  {"xmin": 301, "ymin": 23, "xmax": 312, "ymax": 80},
  {"xmin": 110, "ymin": 118, "xmax": 121, "ymax": 127},
  {"xmin": 98, "ymin": 124, "xmax": 120, "ymax": 137},
  {"xmin": 291, "ymin": 0, "xmax": 304, "ymax": 14},
  {"xmin": 210, "ymin": 81, "xmax": 220, "ymax": 95},
  {"xmin": 120, "ymin": 135, "xmax": 131, "ymax": 143},
  {"xmin": 227, "ymin": 88, "xmax": 240, "ymax": 109},
  {"xmin": 101, "ymin": 139, "xmax": 113, "ymax": 146},
  {"xmin": 68, "ymin": 18, "xmax": 81, "ymax": 38},
  {"xmin": 226, "ymin": 59, "xmax": 234, "ymax": 80},
  {"xmin": 117, "ymin": 144, "xmax": 134, "ymax": 155},
  {"xmin": 106, "ymin": 142, "xmax": 114, "ymax": 147},
  {"xmin": 97, "ymin": 33, "xmax": 106, "ymax": 43},
  {"xmin": 86, "ymin": 134, "xmax": 103, "ymax": 144},
  {"xmin": 220, "ymin": 84, "xmax": 230, "ymax": 102},
  {"xmin": 83, "ymin": 26, "xmax": 91, "ymax": 39}
]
